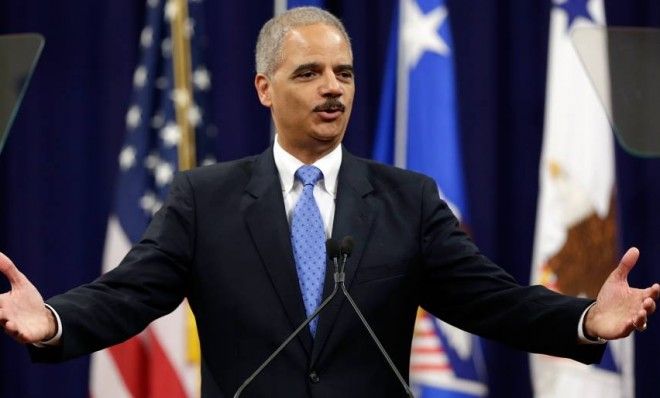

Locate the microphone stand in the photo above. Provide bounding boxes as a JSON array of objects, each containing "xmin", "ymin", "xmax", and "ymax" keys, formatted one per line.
[
  {"xmin": 234, "ymin": 238, "xmax": 414, "ymax": 398},
  {"xmin": 233, "ymin": 242, "xmax": 343, "ymax": 398},
  {"xmin": 336, "ymin": 240, "xmax": 414, "ymax": 398}
]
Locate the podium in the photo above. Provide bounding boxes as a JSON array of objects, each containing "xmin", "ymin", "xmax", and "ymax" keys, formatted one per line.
[
  {"xmin": 572, "ymin": 27, "xmax": 660, "ymax": 157},
  {"xmin": 0, "ymin": 33, "xmax": 44, "ymax": 154}
]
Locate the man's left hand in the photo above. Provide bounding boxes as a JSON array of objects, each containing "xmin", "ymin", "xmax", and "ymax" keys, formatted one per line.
[{"xmin": 585, "ymin": 247, "xmax": 660, "ymax": 340}]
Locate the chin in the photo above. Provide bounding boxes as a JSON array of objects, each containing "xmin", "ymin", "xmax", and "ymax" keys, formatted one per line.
[
  {"xmin": 312, "ymin": 125, "xmax": 346, "ymax": 141},
  {"xmin": 311, "ymin": 132, "xmax": 343, "ymax": 144}
]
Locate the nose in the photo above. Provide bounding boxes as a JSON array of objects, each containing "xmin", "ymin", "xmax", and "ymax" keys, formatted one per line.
[{"xmin": 319, "ymin": 72, "xmax": 343, "ymax": 97}]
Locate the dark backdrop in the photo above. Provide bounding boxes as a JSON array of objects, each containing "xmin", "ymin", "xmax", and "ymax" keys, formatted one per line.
[{"xmin": 1, "ymin": 1, "xmax": 659, "ymax": 397}]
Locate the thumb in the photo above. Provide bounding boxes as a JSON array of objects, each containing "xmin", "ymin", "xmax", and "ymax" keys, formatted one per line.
[
  {"xmin": 0, "ymin": 251, "xmax": 25, "ymax": 287},
  {"xmin": 613, "ymin": 247, "xmax": 640, "ymax": 281}
]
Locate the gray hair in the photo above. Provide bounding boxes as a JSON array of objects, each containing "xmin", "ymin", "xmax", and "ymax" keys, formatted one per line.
[{"xmin": 255, "ymin": 7, "xmax": 352, "ymax": 76}]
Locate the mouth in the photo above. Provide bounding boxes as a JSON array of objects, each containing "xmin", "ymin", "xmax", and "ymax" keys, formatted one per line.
[
  {"xmin": 313, "ymin": 101, "xmax": 345, "ymax": 121},
  {"xmin": 315, "ymin": 109, "xmax": 344, "ymax": 121}
]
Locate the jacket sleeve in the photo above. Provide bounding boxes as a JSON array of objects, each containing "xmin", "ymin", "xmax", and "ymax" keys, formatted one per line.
[
  {"xmin": 417, "ymin": 176, "xmax": 605, "ymax": 364},
  {"xmin": 30, "ymin": 172, "xmax": 196, "ymax": 362}
]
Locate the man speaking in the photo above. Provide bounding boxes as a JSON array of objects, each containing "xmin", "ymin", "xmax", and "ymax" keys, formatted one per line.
[{"xmin": 1, "ymin": 7, "xmax": 658, "ymax": 398}]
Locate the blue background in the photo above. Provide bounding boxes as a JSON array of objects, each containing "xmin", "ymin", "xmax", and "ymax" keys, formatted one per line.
[{"xmin": 1, "ymin": 1, "xmax": 659, "ymax": 397}]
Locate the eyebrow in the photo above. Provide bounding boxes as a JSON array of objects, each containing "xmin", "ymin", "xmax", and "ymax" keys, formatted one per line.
[
  {"xmin": 291, "ymin": 63, "xmax": 320, "ymax": 76},
  {"xmin": 335, "ymin": 64, "xmax": 354, "ymax": 74}
]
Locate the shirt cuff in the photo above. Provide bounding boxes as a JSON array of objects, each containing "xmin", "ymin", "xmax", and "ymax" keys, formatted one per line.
[
  {"xmin": 577, "ymin": 302, "xmax": 607, "ymax": 344},
  {"xmin": 32, "ymin": 304, "xmax": 63, "ymax": 347}
]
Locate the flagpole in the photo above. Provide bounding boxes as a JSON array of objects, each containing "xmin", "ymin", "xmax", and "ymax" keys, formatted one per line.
[
  {"xmin": 169, "ymin": 2, "xmax": 202, "ymax": 395},
  {"xmin": 170, "ymin": 0, "xmax": 196, "ymax": 171}
]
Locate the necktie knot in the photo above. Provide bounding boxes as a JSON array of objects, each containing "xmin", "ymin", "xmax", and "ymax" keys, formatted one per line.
[{"xmin": 295, "ymin": 165, "xmax": 323, "ymax": 187}]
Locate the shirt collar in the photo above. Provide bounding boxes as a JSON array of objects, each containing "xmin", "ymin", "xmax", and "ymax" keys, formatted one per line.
[{"xmin": 273, "ymin": 134, "xmax": 342, "ymax": 196}]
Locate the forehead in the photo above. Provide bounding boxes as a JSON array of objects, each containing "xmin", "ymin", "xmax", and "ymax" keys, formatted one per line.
[{"xmin": 279, "ymin": 23, "xmax": 352, "ymax": 67}]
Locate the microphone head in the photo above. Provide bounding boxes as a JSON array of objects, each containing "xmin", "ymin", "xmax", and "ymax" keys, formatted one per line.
[
  {"xmin": 326, "ymin": 238, "xmax": 340, "ymax": 259},
  {"xmin": 339, "ymin": 236, "xmax": 355, "ymax": 257}
]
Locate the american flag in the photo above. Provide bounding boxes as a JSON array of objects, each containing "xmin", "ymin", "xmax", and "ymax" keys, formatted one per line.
[{"xmin": 89, "ymin": 0, "xmax": 215, "ymax": 397}]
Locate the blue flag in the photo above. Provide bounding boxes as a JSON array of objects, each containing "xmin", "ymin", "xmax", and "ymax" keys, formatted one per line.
[{"xmin": 374, "ymin": 1, "xmax": 487, "ymax": 396}]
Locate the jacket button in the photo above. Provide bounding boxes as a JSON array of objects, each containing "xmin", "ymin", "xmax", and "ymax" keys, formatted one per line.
[{"xmin": 309, "ymin": 371, "xmax": 320, "ymax": 383}]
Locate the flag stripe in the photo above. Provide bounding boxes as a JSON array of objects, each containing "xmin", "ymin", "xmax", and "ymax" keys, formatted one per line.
[
  {"xmin": 90, "ymin": 349, "xmax": 133, "ymax": 398},
  {"xmin": 146, "ymin": 328, "xmax": 189, "ymax": 398},
  {"xmin": 107, "ymin": 338, "xmax": 149, "ymax": 398}
]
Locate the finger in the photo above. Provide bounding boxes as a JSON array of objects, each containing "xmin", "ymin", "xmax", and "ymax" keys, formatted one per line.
[
  {"xmin": 614, "ymin": 247, "xmax": 640, "ymax": 281},
  {"xmin": 648, "ymin": 283, "xmax": 660, "ymax": 300},
  {"xmin": 632, "ymin": 314, "xmax": 647, "ymax": 331},
  {"xmin": 643, "ymin": 297, "xmax": 656, "ymax": 315},
  {"xmin": 0, "ymin": 252, "xmax": 24, "ymax": 287},
  {"xmin": 3, "ymin": 319, "xmax": 17, "ymax": 334}
]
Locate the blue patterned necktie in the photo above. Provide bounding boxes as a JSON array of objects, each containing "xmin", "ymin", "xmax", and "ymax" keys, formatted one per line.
[{"xmin": 291, "ymin": 165, "xmax": 326, "ymax": 336}]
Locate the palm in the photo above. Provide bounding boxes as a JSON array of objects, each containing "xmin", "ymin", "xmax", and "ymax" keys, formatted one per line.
[
  {"xmin": 586, "ymin": 248, "xmax": 660, "ymax": 340},
  {"xmin": 0, "ymin": 252, "xmax": 54, "ymax": 343}
]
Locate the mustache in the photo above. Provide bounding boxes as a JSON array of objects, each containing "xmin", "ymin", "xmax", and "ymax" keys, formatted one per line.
[{"xmin": 313, "ymin": 98, "xmax": 345, "ymax": 113}]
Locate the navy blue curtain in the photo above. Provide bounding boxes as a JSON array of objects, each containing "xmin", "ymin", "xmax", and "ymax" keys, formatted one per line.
[{"xmin": 1, "ymin": 1, "xmax": 659, "ymax": 397}]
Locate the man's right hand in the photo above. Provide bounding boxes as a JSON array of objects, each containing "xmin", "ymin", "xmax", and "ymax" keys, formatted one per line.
[{"xmin": 0, "ymin": 251, "xmax": 57, "ymax": 344}]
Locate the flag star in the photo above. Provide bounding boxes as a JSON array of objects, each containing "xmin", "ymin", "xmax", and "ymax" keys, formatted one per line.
[
  {"xmin": 155, "ymin": 162, "xmax": 175, "ymax": 186},
  {"xmin": 556, "ymin": 0, "xmax": 593, "ymax": 29},
  {"xmin": 140, "ymin": 191, "xmax": 156, "ymax": 212},
  {"xmin": 133, "ymin": 66, "xmax": 148, "ymax": 87},
  {"xmin": 144, "ymin": 152, "xmax": 160, "ymax": 170},
  {"xmin": 119, "ymin": 146, "xmax": 137, "ymax": 170},
  {"xmin": 126, "ymin": 105, "xmax": 142, "ymax": 129},
  {"xmin": 401, "ymin": 0, "xmax": 449, "ymax": 69},
  {"xmin": 161, "ymin": 38, "xmax": 172, "ymax": 58},
  {"xmin": 170, "ymin": 88, "xmax": 191, "ymax": 107},
  {"xmin": 193, "ymin": 67, "xmax": 211, "ymax": 91},
  {"xmin": 188, "ymin": 104, "xmax": 202, "ymax": 127},
  {"xmin": 140, "ymin": 27, "xmax": 153, "ymax": 48},
  {"xmin": 185, "ymin": 18, "xmax": 195, "ymax": 38},
  {"xmin": 164, "ymin": 0, "xmax": 179, "ymax": 21},
  {"xmin": 151, "ymin": 112, "xmax": 165, "ymax": 129},
  {"xmin": 139, "ymin": 192, "xmax": 162, "ymax": 215},
  {"xmin": 160, "ymin": 122, "xmax": 181, "ymax": 147}
]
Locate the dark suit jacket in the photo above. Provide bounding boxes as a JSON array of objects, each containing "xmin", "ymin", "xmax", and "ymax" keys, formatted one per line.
[{"xmin": 32, "ymin": 147, "xmax": 604, "ymax": 397}]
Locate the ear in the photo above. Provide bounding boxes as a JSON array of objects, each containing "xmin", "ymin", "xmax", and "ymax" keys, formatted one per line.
[{"xmin": 254, "ymin": 74, "xmax": 272, "ymax": 107}]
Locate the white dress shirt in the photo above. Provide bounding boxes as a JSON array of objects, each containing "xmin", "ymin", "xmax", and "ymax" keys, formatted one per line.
[{"xmin": 273, "ymin": 135, "xmax": 341, "ymax": 239}]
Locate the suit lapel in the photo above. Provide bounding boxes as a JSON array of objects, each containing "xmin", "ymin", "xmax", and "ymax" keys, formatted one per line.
[
  {"xmin": 243, "ymin": 148, "xmax": 313, "ymax": 355},
  {"xmin": 311, "ymin": 150, "xmax": 376, "ymax": 367}
]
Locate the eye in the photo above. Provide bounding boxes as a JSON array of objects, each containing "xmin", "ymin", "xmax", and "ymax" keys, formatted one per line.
[
  {"xmin": 337, "ymin": 71, "xmax": 354, "ymax": 81},
  {"xmin": 295, "ymin": 70, "xmax": 317, "ymax": 80}
]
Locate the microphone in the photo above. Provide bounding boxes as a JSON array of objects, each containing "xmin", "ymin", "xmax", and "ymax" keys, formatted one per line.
[
  {"xmin": 336, "ymin": 236, "xmax": 414, "ymax": 398},
  {"xmin": 233, "ymin": 239, "xmax": 343, "ymax": 397},
  {"xmin": 326, "ymin": 238, "xmax": 341, "ymax": 278},
  {"xmin": 338, "ymin": 236, "xmax": 354, "ymax": 275}
]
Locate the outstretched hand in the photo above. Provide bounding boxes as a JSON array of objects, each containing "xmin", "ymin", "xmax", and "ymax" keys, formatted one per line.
[
  {"xmin": 0, "ymin": 251, "xmax": 57, "ymax": 344},
  {"xmin": 585, "ymin": 247, "xmax": 660, "ymax": 340}
]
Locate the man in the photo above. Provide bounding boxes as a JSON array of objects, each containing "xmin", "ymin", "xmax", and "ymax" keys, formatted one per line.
[{"xmin": 0, "ymin": 7, "xmax": 658, "ymax": 398}]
